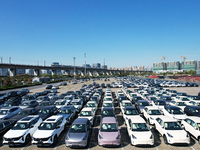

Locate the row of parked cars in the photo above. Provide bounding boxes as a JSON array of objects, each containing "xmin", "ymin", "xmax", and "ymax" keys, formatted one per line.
[{"xmin": 118, "ymin": 81, "xmax": 200, "ymax": 145}]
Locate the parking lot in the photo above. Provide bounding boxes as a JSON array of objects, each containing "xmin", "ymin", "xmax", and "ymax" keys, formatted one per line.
[{"xmin": 1, "ymin": 78, "xmax": 200, "ymax": 150}]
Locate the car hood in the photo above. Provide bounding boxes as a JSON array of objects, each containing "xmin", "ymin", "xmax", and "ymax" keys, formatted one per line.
[
  {"xmin": 4, "ymin": 129, "xmax": 28, "ymax": 138},
  {"xmin": 99, "ymin": 131, "xmax": 119, "ymax": 139},
  {"xmin": 167, "ymin": 130, "xmax": 187, "ymax": 138},
  {"xmin": 33, "ymin": 130, "xmax": 54, "ymax": 138},
  {"xmin": 132, "ymin": 131, "xmax": 152, "ymax": 140},
  {"xmin": 57, "ymin": 114, "xmax": 71, "ymax": 119},
  {"xmin": 19, "ymin": 106, "xmax": 29, "ymax": 109},
  {"xmin": 173, "ymin": 114, "xmax": 186, "ymax": 120},
  {"xmin": 67, "ymin": 132, "xmax": 87, "ymax": 141}
]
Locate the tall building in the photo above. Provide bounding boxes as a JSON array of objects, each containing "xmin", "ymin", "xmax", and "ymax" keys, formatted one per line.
[
  {"xmin": 93, "ymin": 63, "xmax": 101, "ymax": 69},
  {"xmin": 102, "ymin": 65, "xmax": 108, "ymax": 69},
  {"xmin": 153, "ymin": 62, "xmax": 166, "ymax": 73},
  {"xmin": 181, "ymin": 60, "xmax": 196, "ymax": 71},
  {"xmin": 167, "ymin": 61, "xmax": 180, "ymax": 73}
]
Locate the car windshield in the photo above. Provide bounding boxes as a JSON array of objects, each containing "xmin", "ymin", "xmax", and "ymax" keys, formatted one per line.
[
  {"xmin": 131, "ymin": 123, "xmax": 149, "ymax": 131},
  {"xmin": 0, "ymin": 110, "xmax": 8, "ymax": 115},
  {"xmin": 86, "ymin": 103, "xmax": 95, "ymax": 107},
  {"xmin": 164, "ymin": 122, "xmax": 182, "ymax": 130},
  {"xmin": 59, "ymin": 109, "xmax": 71, "ymax": 114},
  {"xmin": 18, "ymin": 110, "xmax": 30, "ymax": 115},
  {"xmin": 193, "ymin": 96, "xmax": 200, "ymax": 100},
  {"xmin": 12, "ymin": 122, "xmax": 30, "ymax": 130},
  {"xmin": 20, "ymin": 102, "xmax": 29, "ymax": 106},
  {"xmin": 71, "ymin": 102, "xmax": 81, "ymax": 105},
  {"xmin": 177, "ymin": 102, "xmax": 186, "ymax": 106},
  {"xmin": 103, "ymin": 103, "xmax": 112, "ymax": 107},
  {"xmin": 170, "ymin": 108, "xmax": 184, "ymax": 114},
  {"xmin": 155, "ymin": 101, "xmax": 166, "ymax": 106},
  {"xmin": 54, "ymin": 101, "xmax": 65, "ymax": 105},
  {"xmin": 150, "ymin": 97, "xmax": 156, "ymax": 100},
  {"xmin": 80, "ymin": 111, "xmax": 92, "ymax": 116},
  {"xmin": 39, "ymin": 109, "xmax": 50, "ymax": 114},
  {"xmin": 149, "ymin": 110, "xmax": 162, "ymax": 115},
  {"xmin": 3, "ymin": 103, "xmax": 12, "ymax": 107},
  {"xmin": 182, "ymin": 98, "xmax": 190, "ymax": 101},
  {"xmin": 139, "ymin": 102, "xmax": 149, "ymax": 106},
  {"xmin": 101, "ymin": 123, "xmax": 118, "ymax": 132},
  {"xmin": 102, "ymin": 110, "xmax": 114, "ymax": 116},
  {"xmin": 69, "ymin": 124, "xmax": 86, "ymax": 133},
  {"xmin": 125, "ymin": 109, "xmax": 138, "ymax": 115},
  {"xmin": 163, "ymin": 97, "xmax": 172, "ymax": 100},
  {"xmin": 39, "ymin": 102, "xmax": 49, "ymax": 106},
  {"xmin": 38, "ymin": 123, "xmax": 57, "ymax": 130},
  {"xmin": 104, "ymin": 98, "xmax": 112, "ymax": 101},
  {"xmin": 123, "ymin": 103, "xmax": 132, "ymax": 107}
]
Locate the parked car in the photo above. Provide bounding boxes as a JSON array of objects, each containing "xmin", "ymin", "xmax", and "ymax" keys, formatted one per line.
[
  {"xmin": 122, "ymin": 106, "xmax": 139, "ymax": 125},
  {"xmin": 0, "ymin": 106, "xmax": 21, "ymax": 120},
  {"xmin": 57, "ymin": 106, "xmax": 76, "ymax": 124},
  {"xmin": 184, "ymin": 105, "xmax": 200, "ymax": 117},
  {"xmin": 79, "ymin": 107, "xmax": 95, "ymax": 125},
  {"xmin": 181, "ymin": 116, "xmax": 200, "ymax": 143},
  {"xmin": 101, "ymin": 107, "xmax": 115, "ymax": 119},
  {"xmin": 65, "ymin": 118, "xmax": 91, "ymax": 147},
  {"xmin": 98, "ymin": 117, "xmax": 121, "ymax": 146},
  {"xmin": 32, "ymin": 115, "xmax": 66, "ymax": 146},
  {"xmin": 155, "ymin": 116, "xmax": 190, "ymax": 145},
  {"xmin": 135, "ymin": 100, "xmax": 150, "ymax": 114},
  {"xmin": 127, "ymin": 116, "xmax": 154, "ymax": 146},
  {"xmin": 19, "ymin": 100, "xmax": 38, "ymax": 109},
  {"xmin": 46, "ymin": 85, "xmax": 53, "ymax": 89},
  {"xmin": 38, "ymin": 106, "xmax": 58, "ymax": 120},
  {"xmin": 0, "ymin": 120, "xmax": 16, "ymax": 137},
  {"xmin": 3, "ymin": 115, "xmax": 42, "ymax": 146}
]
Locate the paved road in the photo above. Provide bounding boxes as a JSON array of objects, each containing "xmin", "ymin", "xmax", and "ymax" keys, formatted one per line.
[{"xmin": 1, "ymin": 78, "xmax": 200, "ymax": 150}]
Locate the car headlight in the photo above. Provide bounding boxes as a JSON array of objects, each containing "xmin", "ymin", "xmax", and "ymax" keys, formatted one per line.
[
  {"xmin": 150, "ymin": 134, "xmax": 153, "ymax": 139},
  {"xmin": 116, "ymin": 135, "xmax": 120, "ymax": 139},
  {"xmin": 99, "ymin": 134, "xmax": 103, "ymax": 139},
  {"xmin": 132, "ymin": 134, "xmax": 137, "ymax": 139},
  {"xmin": 167, "ymin": 133, "xmax": 173, "ymax": 138}
]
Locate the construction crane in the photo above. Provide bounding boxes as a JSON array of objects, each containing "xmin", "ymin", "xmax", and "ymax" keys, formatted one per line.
[{"xmin": 181, "ymin": 56, "xmax": 186, "ymax": 62}]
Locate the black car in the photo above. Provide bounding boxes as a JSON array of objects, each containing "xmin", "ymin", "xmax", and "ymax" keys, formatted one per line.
[
  {"xmin": 118, "ymin": 96, "xmax": 127, "ymax": 104},
  {"xmin": 160, "ymin": 96, "xmax": 172, "ymax": 104},
  {"xmin": 59, "ymin": 93, "xmax": 67, "ymax": 99},
  {"xmin": 38, "ymin": 106, "xmax": 58, "ymax": 120},
  {"xmin": 101, "ymin": 83, "xmax": 106, "ymax": 88},
  {"xmin": 131, "ymin": 96, "xmax": 143, "ymax": 104},
  {"xmin": 123, "ymin": 106, "xmax": 139, "ymax": 116},
  {"xmin": 11, "ymin": 108, "xmax": 39, "ymax": 122},
  {"xmin": 0, "ymin": 120, "xmax": 16, "ymax": 136},
  {"xmin": 46, "ymin": 85, "xmax": 53, "ymax": 89},
  {"xmin": 22, "ymin": 95, "xmax": 35, "ymax": 101},
  {"xmin": 5, "ymin": 91, "xmax": 18, "ymax": 100},
  {"xmin": 36, "ymin": 96, "xmax": 49, "ymax": 102},
  {"xmin": 184, "ymin": 105, "xmax": 200, "ymax": 117}
]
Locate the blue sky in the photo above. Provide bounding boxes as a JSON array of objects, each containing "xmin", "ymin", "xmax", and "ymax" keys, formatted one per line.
[{"xmin": 0, "ymin": 0, "xmax": 200, "ymax": 68}]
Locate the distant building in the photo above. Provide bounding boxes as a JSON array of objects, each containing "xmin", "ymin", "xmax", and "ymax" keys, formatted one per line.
[
  {"xmin": 17, "ymin": 69, "xmax": 26, "ymax": 75},
  {"xmin": 181, "ymin": 60, "xmax": 196, "ymax": 71},
  {"xmin": 27, "ymin": 69, "xmax": 34, "ymax": 75},
  {"xmin": 166, "ymin": 61, "xmax": 181, "ymax": 73},
  {"xmin": 0, "ymin": 68, "xmax": 9, "ymax": 76},
  {"xmin": 93, "ymin": 63, "xmax": 101, "ymax": 69},
  {"xmin": 83, "ymin": 64, "xmax": 91, "ymax": 68},
  {"xmin": 102, "ymin": 65, "xmax": 108, "ymax": 69},
  {"xmin": 51, "ymin": 62, "xmax": 60, "ymax": 66}
]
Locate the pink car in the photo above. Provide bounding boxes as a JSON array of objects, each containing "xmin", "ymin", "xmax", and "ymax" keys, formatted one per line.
[{"xmin": 98, "ymin": 117, "xmax": 121, "ymax": 146}]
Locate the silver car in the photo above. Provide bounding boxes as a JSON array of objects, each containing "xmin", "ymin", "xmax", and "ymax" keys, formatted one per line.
[{"xmin": 65, "ymin": 118, "xmax": 91, "ymax": 147}]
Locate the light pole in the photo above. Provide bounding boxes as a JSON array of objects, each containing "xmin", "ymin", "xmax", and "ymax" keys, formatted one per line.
[
  {"xmin": 84, "ymin": 53, "xmax": 86, "ymax": 76},
  {"xmin": 73, "ymin": 57, "xmax": 76, "ymax": 79}
]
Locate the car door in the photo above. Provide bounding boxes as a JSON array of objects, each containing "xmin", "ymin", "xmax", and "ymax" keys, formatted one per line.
[
  {"xmin": 190, "ymin": 120, "xmax": 199, "ymax": 138},
  {"xmin": 155, "ymin": 118, "xmax": 164, "ymax": 135},
  {"xmin": 56, "ymin": 117, "xmax": 64, "ymax": 136}
]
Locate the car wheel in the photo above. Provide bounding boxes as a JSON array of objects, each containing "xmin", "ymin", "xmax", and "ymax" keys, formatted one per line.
[
  {"xmin": 163, "ymin": 135, "xmax": 168, "ymax": 144},
  {"xmin": 25, "ymin": 134, "xmax": 31, "ymax": 144},
  {"xmin": 53, "ymin": 135, "xmax": 57, "ymax": 145}
]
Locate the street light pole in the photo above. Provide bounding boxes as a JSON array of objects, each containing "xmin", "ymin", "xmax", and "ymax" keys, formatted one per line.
[
  {"xmin": 84, "ymin": 53, "xmax": 86, "ymax": 76},
  {"xmin": 73, "ymin": 57, "xmax": 76, "ymax": 79}
]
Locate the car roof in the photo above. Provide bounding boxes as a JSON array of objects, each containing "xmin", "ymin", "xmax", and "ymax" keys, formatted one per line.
[
  {"xmin": 18, "ymin": 115, "xmax": 39, "ymax": 122},
  {"xmin": 129, "ymin": 116, "xmax": 146, "ymax": 123},
  {"xmin": 81, "ymin": 107, "xmax": 93, "ymax": 111},
  {"xmin": 41, "ymin": 106, "xmax": 56, "ymax": 110},
  {"xmin": 102, "ymin": 107, "xmax": 113, "ymax": 110},
  {"xmin": 44, "ymin": 115, "xmax": 63, "ymax": 123},
  {"xmin": 158, "ymin": 116, "xmax": 177, "ymax": 122},
  {"xmin": 102, "ymin": 117, "xmax": 116, "ymax": 124},
  {"xmin": 73, "ymin": 118, "xmax": 88, "ymax": 124},
  {"xmin": 144, "ymin": 106, "xmax": 161, "ymax": 110},
  {"xmin": 186, "ymin": 116, "xmax": 200, "ymax": 122},
  {"xmin": 186, "ymin": 105, "xmax": 200, "ymax": 109}
]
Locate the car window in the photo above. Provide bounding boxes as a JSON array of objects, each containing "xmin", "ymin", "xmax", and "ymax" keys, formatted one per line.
[
  {"xmin": 185, "ymin": 119, "xmax": 191, "ymax": 124},
  {"xmin": 191, "ymin": 120, "xmax": 197, "ymax": 128},
  {"xmin": 4, "ymin": 121, "xmax": 11, "ymax": 126}
]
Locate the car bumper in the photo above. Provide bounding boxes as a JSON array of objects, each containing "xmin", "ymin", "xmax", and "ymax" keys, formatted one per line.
[
  {"xmin": 32, "ymin": 139, "xmax": 53, "ymax": 146},
  {"xmin": 98, "ymin": 139, "xmax": 121, "ymax": 146},
  {"xmin": 65, "ymin": 140, "xmax": 88, "ymax": 147},
  {"xmin": 131, "ymin": 138, "xmax": 154, "ymax": 146},
  {"xmin": 3, "ymin": 139, "xmax": 25, "ymax": 146},
  {"xmin": 167, "ymin": 137, "xmax": 190, "ymax": 144}
]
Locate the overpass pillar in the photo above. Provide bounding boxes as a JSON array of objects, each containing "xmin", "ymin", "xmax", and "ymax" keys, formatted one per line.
[
  {"xmin": 34, "ymin": 69, "xmax": 41, "ymax": 76},
  {"xmin": 89, "ymin": 71, "xmax": 93, "ymax": 76},
  {"xmin": 10, "ymin": 68, "xmax": 17, "ymax": 76},
  {"xmin": 51, "ymin": 70, "xmax": 57, "ymax": 76}
]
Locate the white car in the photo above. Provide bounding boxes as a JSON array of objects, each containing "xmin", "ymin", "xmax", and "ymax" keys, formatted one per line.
[
  {"xmin": 143, "ymin": 106, "xmax": 164, "ymax": 125},
  {"xmin": 85, "ymin": 101, "xmax": 98, "ymax": 113},
  {"xmin": 102, "ymin": 101, "xmax": 114, "ymax": 109},
  {"xmin": 127, "ymin": 116, "xmax": 154, "ymax": 146},
  {"xmin": 122, "ymin": 106, "xmax": 140, "ymax": 125},
  {"xmin": 78, "ymin": 107, "xmax": 95, "ymax": 125},
  {"xmin": 181, "ymin": 116, "xmax": 200, "ymax": 143},
  {"xmin": 155, "ymin": 116, "xmax": 190, "ymax": 145},
  {"xmin": 174, "ymin": 96, "xmax": 191, "ymax": 105},
  {"xmin": 120, "ymin": 100, "xmax": 132, "ymax": 114},
  {"xmin": 69, "ymin": 99, "xmax": 83, "ymax": 112},
  {"xmin": 53, "ymin": 99, "xmax": 69, "ymax": 109},
  {"xmin": 163, "ymin": 106, "xmax": 187, "ymax": 122},
  {"xmin": 3, "ymin": 115, "xmax": 42, "ymax": 146},
  {"xmin": 32, "ymin": 115, "xmax": 66, "ymax": 146}
]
